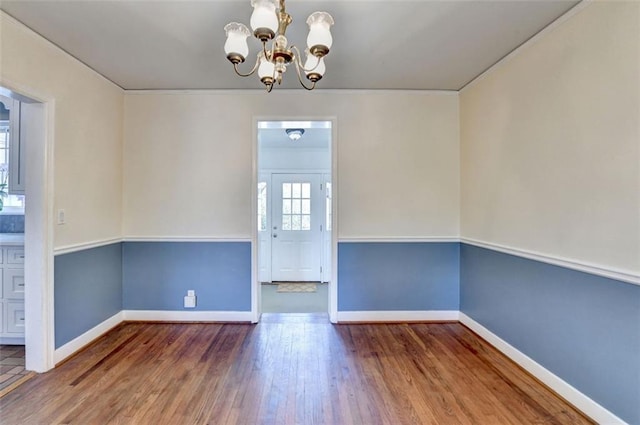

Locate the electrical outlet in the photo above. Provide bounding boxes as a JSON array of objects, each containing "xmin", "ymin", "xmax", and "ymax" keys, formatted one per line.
[{"xmin": 184, "ymin": 290, "xmax": 196, "ymax": 308}]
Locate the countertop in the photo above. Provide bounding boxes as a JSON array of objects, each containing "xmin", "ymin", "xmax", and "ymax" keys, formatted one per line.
[{"xmin": 0, "ymin": 233, "xmax": 25, "ymax": 245}]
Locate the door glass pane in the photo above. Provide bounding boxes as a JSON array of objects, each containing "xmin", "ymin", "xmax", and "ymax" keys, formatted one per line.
[
  {"xmin": 292, "ymin": 199, "xmax": 301, "ymax": 214},
  {"xmin": 302, "ymin": 183, "xmax": 310, "ymax": 199},
  {"xmin": 282, "ymin": 215, "xmax": 291, "ymax": 230},
  {"xmin": 283, "ymin": 183, "xmax": 291, "ymax": 198},
  {"xmin": 292, "ymin": 183, "xmax": 301, "ymax": 198},
  {"xmin": 282, "ymin": 199, "xmax": 291, "ymax": 214},
  {"xmin": 291, "ymin": 215, "xmax": 301, "ymax": 230},
  {"xmin": 302, "ymin": 199, "xmax": 310, "ymax": 214},
  {"xmin": 301, "ymin": 215, "xmax": 310, "ymax": 230}
]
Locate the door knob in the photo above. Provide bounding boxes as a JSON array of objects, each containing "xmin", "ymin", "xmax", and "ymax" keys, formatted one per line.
[{"xmin": 273, "ymin": 233, "xmax": 278, "ymax": 238}]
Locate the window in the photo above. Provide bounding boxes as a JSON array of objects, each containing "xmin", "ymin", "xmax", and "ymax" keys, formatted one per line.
[
  {"xmin": 282, "ymin": 182, "xmax": 311, "ymax": 231},
  {"xmin": 0, "ymin": 116, "xmax": 25, "ymax": 213},
  {"xmin": 325, "ymin": 182, "xmax": 332, "ymax": 231},
  {"xmin": 257, "ymin": 181, "xmax": 267, "ymax": 231}
]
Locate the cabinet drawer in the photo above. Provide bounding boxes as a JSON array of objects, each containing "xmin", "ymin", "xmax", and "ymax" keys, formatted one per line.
[
  {"xmin": 6, "ymin": 248, "xmax": 25, "ymax": 264},
  {"xmin": 6, "ymin": 302, "xmax": 25, "ymax": 334},
  {"xmin": 3, "ymin": 269, "xmax": 25, "ymax": 299}
]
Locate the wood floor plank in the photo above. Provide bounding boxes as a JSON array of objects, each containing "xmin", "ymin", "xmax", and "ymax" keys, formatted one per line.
[{"xmin": 0, "ymin": 317, "xmax": 594, "ymax": 425}]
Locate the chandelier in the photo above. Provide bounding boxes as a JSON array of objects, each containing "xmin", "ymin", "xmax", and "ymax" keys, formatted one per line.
[{"xmin": 223, "ymin": 0, "xmax": 334, "ymax": 92}]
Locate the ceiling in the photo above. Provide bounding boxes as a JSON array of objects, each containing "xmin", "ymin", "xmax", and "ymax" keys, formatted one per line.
[
  {"xmin": 259, "ymin": 121, "xmax": 330, "ymax": 150},
  {"xmin": 0, "ymin": 0, "xmax": 580, "ymax": 91}
]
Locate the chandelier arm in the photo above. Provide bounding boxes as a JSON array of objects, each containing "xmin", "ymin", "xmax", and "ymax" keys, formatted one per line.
[
  {"xmin": 293, "ymin": 61, "xmax": 317, "ymax": 91},
  {"xmin": 262, "ymin": 40, "xmax": 272, "ymax": 62},
  {"xmin": 232, "ymin": 54, "xmax": 261, "ymax": 77},
  {"xmin": 291, "ymin": 46, "xmax": 320, "ymax": 73}
]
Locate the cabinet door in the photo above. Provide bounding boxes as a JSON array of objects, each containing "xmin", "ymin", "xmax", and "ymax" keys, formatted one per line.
[
  {"xmin": 6, "ymin": 302, "xmax": 24, "ymax": 334},
  {"xmin": 6, "ymin": 247, "xmax": 24, "ymax": 264},
  {"xmin": 3, "ymin": 268, "xmax": 25, "ymax": 299}
]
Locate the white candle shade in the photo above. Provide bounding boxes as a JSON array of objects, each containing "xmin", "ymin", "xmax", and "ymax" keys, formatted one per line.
[
  {"xmin": 250, "ymin": 0, "xmax": 278, "ymax": 34},
  {"xmin": 258, "ymin": 56, "xmax": 276, "ymax": 79},
  {"xmin": 224, "ymin": 23, "xmax": 251, "ymax": 59},
  {"xmin": 306, "ymin": 12, "xmax": 334, "ymax": 51},
  {"xmin": 304, "ymin": 54, "xmax": 326, "ymax": 77}
]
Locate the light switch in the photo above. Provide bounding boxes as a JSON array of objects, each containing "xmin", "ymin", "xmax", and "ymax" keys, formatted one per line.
[{"xmin": 57, "ymin": 209, "xmax": 66, "ymax": 225}]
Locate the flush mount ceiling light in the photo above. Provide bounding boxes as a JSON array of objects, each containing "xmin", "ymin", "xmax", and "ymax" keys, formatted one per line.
[
  {"xmin": 224, "ymin": 0, "xmax": 334, "ymax": 92},
  {"xmin": 286, "ymin": 128, "xmax": 305, "ymax": 141}
]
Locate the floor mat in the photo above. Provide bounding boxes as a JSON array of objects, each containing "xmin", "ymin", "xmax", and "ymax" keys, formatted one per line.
[{"xmin": 276, "ymin": 282, "xmax": 318, "ymax": 292}]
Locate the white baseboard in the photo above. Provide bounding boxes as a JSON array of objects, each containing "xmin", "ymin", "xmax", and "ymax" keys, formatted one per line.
[
  {"xmin": 123, "ymin": 310, "xmax": 253, "ymax": 322},
  {"xmin": 459, "ymin": 313, "xmax": 627, "ymax": 425},
  {"xmin": 0, "ymin": 336, "xmax": 25, "ymax": 345},
  {"xmin": 54, "ymin": 311, "xmax": 124, "ymax": 364},
  {"xmin": 337, "ymin": 310, "xmax": 459, "ymax": 322}
]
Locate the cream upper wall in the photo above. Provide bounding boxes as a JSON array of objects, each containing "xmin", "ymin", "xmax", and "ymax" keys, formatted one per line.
[
  {"xmin": 123, "ymin": 91, "xmax": 460, "ymax": 239},
  {"xmin": 0, "ymin": 12, "xmax": 124, "ymax": 249},
  {"xmin": 460, "ymin": 1, "xmax": 639, "ymax": 273}
]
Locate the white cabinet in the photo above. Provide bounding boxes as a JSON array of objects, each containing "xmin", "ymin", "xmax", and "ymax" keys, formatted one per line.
[
  {"xmin": 3, "ymin": 268, "xmax": 25, "ymax": 299},
  {"xmin": 0, "ymin": 243, "xmax": 25, "ymax": 344},
  {"xmin": 6, "ymin": 302, "xmax": 25, "ymax": 334},
  {"xmin": 7, "ymin": 247, "xmax": 25, "ymax": 264}
]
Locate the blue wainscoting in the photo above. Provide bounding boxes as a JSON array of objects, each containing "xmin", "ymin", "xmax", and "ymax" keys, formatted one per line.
[
  {"xmin": 460, "ymin": 244, "xmax": 640, "ymax": 425},
  {"xmin": 122, "ymin": 242, "xmax": 251, "ymax": 311},
  {"xmin": 337, "ymin": 242, "xmax": 460, "ymax": 311},
  {"xmin": 54, "ymin": 243, "xmax": 123, "ymax": 348}
]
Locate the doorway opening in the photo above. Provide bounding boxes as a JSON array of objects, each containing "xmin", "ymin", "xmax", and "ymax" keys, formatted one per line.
[
  {"xmin": 0, "ymin": 84, "xmax": 53, "ymax": 375},
  {"xmin": 254, "ymin": 120, "xmax": 334, "ymax": 319}
]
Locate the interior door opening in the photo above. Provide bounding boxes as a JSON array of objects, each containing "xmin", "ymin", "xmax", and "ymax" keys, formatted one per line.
[
  {"xmin": 0, "ymin": 85, "xmax": 51, "ymax": 374},
  {"xmin": 256, "ymin": 120, "xmax": 332, "ymax": 317}
]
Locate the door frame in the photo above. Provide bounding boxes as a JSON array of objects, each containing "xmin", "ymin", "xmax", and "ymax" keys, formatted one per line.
[
  {"xmin": 251, "ymin": 116, "xmax": 338, "ymax": 323},
  {"xmin": 258, "ymin": 169, "xmax": 330, "ymax": 284},
  {"xmin": 0, "ymin": 80, "xmax": 56, "ymax": 372}
]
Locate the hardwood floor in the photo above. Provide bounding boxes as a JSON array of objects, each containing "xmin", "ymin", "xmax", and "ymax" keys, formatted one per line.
[{"xmin": 0, "ymin": 314, "xmax": 592, "ymax": 424}]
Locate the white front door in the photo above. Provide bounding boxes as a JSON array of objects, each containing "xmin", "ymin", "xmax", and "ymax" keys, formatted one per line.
[{"xmin": 271, "ymin": 173, "xmax": 323, "ymax": 282}]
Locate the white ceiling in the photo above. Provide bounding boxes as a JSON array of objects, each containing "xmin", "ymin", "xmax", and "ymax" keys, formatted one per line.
[
  {"xmin": 0, "ymin": 0, "xmax": 580, "ymax": 91},
  {"xmin": 259, "ymin": 128, "xmax": 330, "ymax": 150}
]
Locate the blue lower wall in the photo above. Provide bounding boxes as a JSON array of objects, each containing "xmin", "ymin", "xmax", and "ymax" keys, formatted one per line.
[
  {"xmin": 53, "ymin": 239, "xmax": 638, "ymax": 423},
  {"xmin": 337, "ymin": 242, "xmax": 460, "ymax": 311},
  {"xmin": 122, "ymin": 242, "xmax": 251, "ymax": 311},
  {"xmin": 54, "ymin": 243, "xmax": 123, "ymax": 348},
  {"xmin": 460, "ymin": 244, "xmax": 640, "ymax": 424}
]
